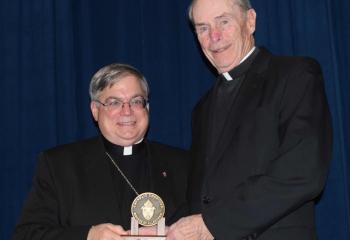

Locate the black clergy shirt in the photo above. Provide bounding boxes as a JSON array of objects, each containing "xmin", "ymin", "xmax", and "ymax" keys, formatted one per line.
[
  {"xmin": 102, "ymin": 136, "xmax": 153, "ymax": 229},
  {"xmin": 210, "ymin": 47, "xmax": 260, "ymax": 156}
]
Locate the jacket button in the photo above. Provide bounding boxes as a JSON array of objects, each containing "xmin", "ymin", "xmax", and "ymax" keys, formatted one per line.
[{"xmin": 202, "ymin": 196, "xmax": 211, "ymax": 204}]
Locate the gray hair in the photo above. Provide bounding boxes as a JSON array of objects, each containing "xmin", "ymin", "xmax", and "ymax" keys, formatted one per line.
[
  {"xmin": 188, "ymin": 0, "xmax": 252, "ymax": 23},
  {"xmin": 89, "ymin": 63, "xmax": 149, "ymax": 101}
]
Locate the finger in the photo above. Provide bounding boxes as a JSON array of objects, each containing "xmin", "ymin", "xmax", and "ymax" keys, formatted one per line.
[
  {"xmin": 167, "ymin": 228, "xmax": 186, "ymax": 240},
  {"xmin": 138, "ymin": 226, "xmax": 157, "ymax": 235},
  {"xmin": 165, "ymin": 226, "xmax": 170, "ymax": 234},
  {"xmin": 169, "ymin": 219, "xmax": 200, "ymax": 239},
  {"xmin": 107, "ymin": 224, "xmax": 128, "ymax": 235},
  {"xmin": 88, "ymin": 224, "xmax": 124, "ymax": 240}
]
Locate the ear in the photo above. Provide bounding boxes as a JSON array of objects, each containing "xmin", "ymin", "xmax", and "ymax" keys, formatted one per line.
[
  {"xmin": 246, "ymin": 8, "xmax": 257, "ymax": 34},
  {"xmin": 90, "ymin": 101, "xmax": 99, "ymax": 122}
]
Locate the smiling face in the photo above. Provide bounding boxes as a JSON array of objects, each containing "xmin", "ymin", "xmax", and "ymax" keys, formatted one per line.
[
  {"xmin": 192, "ymin": 0, "xmax": 256, "ymax": 73},
  {"xmin": 90, "ymin": 75, "xmax": 149, "ymax": 146}
]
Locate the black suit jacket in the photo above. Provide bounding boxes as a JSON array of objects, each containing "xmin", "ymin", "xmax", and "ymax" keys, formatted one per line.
[
  {"xmin": 188, "ymin": 48, "xmax": 332, "ymax": 240},
  {"xmin": 13, "ymin": 137, "xmax": 189, "ymax": 240}
]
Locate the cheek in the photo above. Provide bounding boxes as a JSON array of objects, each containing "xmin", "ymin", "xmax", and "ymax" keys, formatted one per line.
[
  {"xmin": 223, "ymin": 25, "xmax": 241, "ymax": 40},
  {"xmin": 223, "ymin": 31, "xmax": 236, "ymax": 43},
  {"xmin": 198, "ymin": 36, "xmax": 210, "ymax": 49},
  {"xmin": 100, "ymin": 113, "xmax": 118, "ymax": 127},
  {"xmin": 138, "ymin": 113, "xmax": 149, "ymax": 128}
]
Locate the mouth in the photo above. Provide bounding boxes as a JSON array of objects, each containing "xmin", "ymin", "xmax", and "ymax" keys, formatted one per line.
[
  {"xmin": 117, "ymin": 121, "xmax": 136, "ymax": 126},
  {"xmin": 211, "ymin": 44, "xmax": 231, "ymax": 54}
]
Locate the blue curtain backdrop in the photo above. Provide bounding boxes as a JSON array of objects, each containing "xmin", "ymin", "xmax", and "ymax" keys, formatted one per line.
[{"xmin": 0, "ymin": 0, "xmax": 349, "ymax": 239}]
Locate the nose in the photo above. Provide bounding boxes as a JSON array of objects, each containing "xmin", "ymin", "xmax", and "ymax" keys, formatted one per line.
[
  {"xmin": 120, "ymin": 102, "xmax": 132, "ymax": 115},
  {"xmin": 209, "ymin": 27, "xmax": 222, "ymax": 42}
]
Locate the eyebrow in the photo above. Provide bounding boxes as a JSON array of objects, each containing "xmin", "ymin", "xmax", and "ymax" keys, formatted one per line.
[
  {"xmin": 194, "ymin": 13, "xmax": 233, "ymax": 26},
  {"xmin": 215, "ymin": 13, "xmax": 233, "ymax": 20},
  {"xmin": 194, "ymin": 22, "xmax": 208, "ymax": 28},
  {"xmin": 105, "ymin": 94, "xmax": 145, "ymax": 101}
]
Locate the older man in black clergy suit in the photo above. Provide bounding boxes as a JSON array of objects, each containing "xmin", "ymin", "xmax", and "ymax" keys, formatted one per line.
[
  {"xmin": 167, "ymin": 0, "xmax": 332, "ymax": 239},
  {"xmin": 13, "ymin": 63, "xmax": 189, "ymax": 240}
]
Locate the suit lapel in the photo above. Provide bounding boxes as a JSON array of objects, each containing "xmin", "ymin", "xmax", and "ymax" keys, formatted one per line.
[
  {"xmin": 82, "ymin": 137, "xmax": 121, "ymax": 223},
  {"xmin": 203, "ymin": 87, "xmax": 220, "ymax": 161},
  {"xmin": 206, "ymin": 49, "xmax": 271, "ymax": 170}
]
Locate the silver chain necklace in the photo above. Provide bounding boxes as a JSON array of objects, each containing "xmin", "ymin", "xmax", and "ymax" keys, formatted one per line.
[{"xmin": 105, "ymin": 151, "xmax": 139, "ymax": 196}]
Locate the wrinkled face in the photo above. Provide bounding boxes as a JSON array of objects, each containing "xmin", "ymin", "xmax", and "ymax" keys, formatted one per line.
[
  {"xmin": 192, "ymin": 0, "xmax": 256, "ymax": 73},
  {"xmin": 91, "ymin": 75, "xmax": 149, "ymax": 146}
]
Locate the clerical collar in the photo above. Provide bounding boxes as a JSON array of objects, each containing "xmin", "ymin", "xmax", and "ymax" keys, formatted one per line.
[
  {"xmin": 102, "ymin": 135, "xmax": 145, "ymax": 156},
  {"xmin": 222, "ymin": 46, "xmax": 257, "ymax": 81}
]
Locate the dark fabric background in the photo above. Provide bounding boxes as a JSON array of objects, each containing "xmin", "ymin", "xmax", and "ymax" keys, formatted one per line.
[{"xmin": 0, "ymin": 0, "xmax": 349, "ymax": 239}]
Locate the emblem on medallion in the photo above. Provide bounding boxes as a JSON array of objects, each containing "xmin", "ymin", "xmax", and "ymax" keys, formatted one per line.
[{"xmin": 131, "ymin": 192, "xmax": 165, "ymax": 226}]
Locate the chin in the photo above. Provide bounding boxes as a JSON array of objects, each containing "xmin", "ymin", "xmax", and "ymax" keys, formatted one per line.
[{"xmin": 117, "ymin": 139, "xmax": 137, "ymax": 146}]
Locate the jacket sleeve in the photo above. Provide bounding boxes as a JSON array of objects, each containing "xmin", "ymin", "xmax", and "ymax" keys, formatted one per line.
[
  {"xmin": 12, "ymin": 152, "xmax": 90, "ymax": 240},
  {"xmin": 201, "ymin": 59, "xmax": 332, "ymax": 239}
]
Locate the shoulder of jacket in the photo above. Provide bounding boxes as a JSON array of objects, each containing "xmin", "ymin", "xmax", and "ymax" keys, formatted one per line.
[
  {"xmin": 43, "ymin": 137, "xmax": 99, "ymax": 153},
  {"xmin": 39, "ymin": 136, "xmax": 101, "ymax": 165},
  {"xmin": 269, "ymin": 54, "xmax": 321, "ymax": 74}
]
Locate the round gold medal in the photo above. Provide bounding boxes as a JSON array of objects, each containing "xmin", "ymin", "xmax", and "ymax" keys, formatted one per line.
[{"xmin": 131, "ymin": 192, "xmax": 165, "ymax": 226}]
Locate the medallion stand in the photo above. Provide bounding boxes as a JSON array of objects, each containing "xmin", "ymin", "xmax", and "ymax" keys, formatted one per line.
[{"xmin": 122, "ymin": 217, "xmax": 166, "ymax": 240}]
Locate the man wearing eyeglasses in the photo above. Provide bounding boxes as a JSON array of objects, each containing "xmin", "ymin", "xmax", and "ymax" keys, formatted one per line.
[{"xmin": 13, "ymin": 63, "xmax": 189, "ymax": 240}]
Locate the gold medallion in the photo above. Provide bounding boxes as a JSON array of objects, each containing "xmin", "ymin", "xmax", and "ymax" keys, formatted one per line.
[{"xmin": 131, "ymin": 192, "xmax": 165, "ymax": 226}]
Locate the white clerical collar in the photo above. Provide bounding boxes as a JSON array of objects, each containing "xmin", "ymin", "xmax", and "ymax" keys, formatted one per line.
[
  {"xmin": 222, "ymin": 46, "xmax": 256, "ymax": 81},
  {"xmin": 123, "ymin": 138, "xmax": 143, "ymax": 156},
  {"xmin": 123, "ymin": 146, "xmax": 133, "ymax": 155}
]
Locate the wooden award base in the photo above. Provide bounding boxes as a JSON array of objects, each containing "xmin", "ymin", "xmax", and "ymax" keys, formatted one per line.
[{"xmin": 122, "ymin": 217, "xmax": 166, "ymax": 240}]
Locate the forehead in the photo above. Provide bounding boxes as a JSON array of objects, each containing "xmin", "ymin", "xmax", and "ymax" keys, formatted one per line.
[
  {"xmin": 101, "ymin": 75, "xmax": 144, "ymax": 97},
  {"xmin": 192, "ymin": 0, "xmax": 237, "ymax": 22}
]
